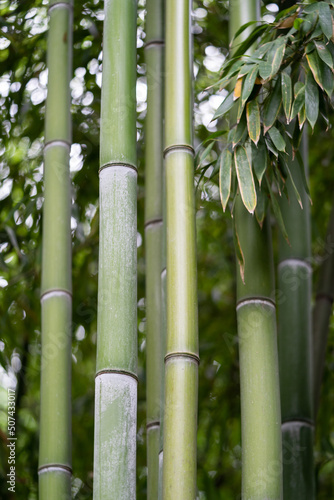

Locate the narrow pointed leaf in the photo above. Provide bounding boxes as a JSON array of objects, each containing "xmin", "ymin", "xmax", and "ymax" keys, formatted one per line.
[
  {"xmin": 281, "ymin": 71, "xmax": 292, "ymax": 121},
  {"xmin": 305, "ymin": 70, "xmax": 319, "ymax": 129},
  {"xmin": 266, "ymin": 177, "xmax": 289, "ymax": 243},
  {"xmin": 295, "ymin": 149, "xmax": 312, "ymax": 202},
  {"xmin": 233, "ymin": 217, "xmax": 245, "ymax": 283},
  {"xmin": 246, "ymin": 100, "xmax": 260, "ymax": 145},
  {"xmin": 213, "ymin": 91, "xmax": 235, "ymax": 120},
  {"xmin": 318, "ymin": 1, "xmax": 333, "ymax": 39},
  {"xmin": 234, "ymin": 146, "xmax": 257, "ymax": 214},
  {"xmin": 196, "ymin": 141, "xmax": 214, "ymax": 168},
  {"xmin": 259, "ymin": 61, "xmax": 272, "ymax": 80},
  {"xmin": 219, "ymin": 149, "xmax": 232, "ymax": 212},
  {"xmin": 298, "ymin": 105, "xmax": 306, "ymax": 129},
  {"xmin": 306, "ymin": 49, "xmax": 334, "ymax": 97},
  {"xmin": 263, "ymin": 78, "xmax": 282, "ymax": 134},
  {"xmin": 255, "ymin": 183, "xmax": 267, "ymax": 228},
  {"xmin": 314, "ymin": 40, "xmax": 333, "ymax": 69},
  {"xmin": 268, "ymin": 126, "xmax": 286, "ymax": 152},
  {"xmin": 241, "ymin": 66, "xmax": 258, "ymax": 107},
  {"xmin": 278, "ymin": 152, "xmax": 303, "ymax": 208},
  {"xmin": 268, "ymin": 38, "xmax": 286, "ymax": 78},
  {"xmin": 290, "ymin": 85, "xmax": 305, "ymax": 120},
  {"xmin": 252, "ymin": 140, "xmax": 267, "ymax": 186},
  {"xmin": 233, "ymin": 114, "xmax": 247, "ymax": 147}
]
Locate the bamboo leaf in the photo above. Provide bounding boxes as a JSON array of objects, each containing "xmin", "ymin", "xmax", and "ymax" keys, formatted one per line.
[
  {"xmin": 298, "ymin": 105, "xmax": 306, "ymax": 129},
  {"xmin": 295, "ymin": 149, "xmax": 312, "ymax": 201},
  {"xmin": 278, "ymin": 153, "xmax": 303, "ymax": 208},
  {"xmin": 268, "ymin": 38, "xmax": 286, "ymax": 78},
  {"xmin": 233, "ymin": 24, "xmax": 268, "ymax": 58},
  {"xmin": 233, "ymin": 114, "xmax": 248, "ymax": 147},
  {"xmin": 246, "ymin": 100, "xmax": 260, "ymax": 145},
  {"xmin": 318, "ymin": 1, "xmax": 333, "ymax": 39},
  {"xmin": 252, "ymin": 140, "xmax": 267, "ymax": 186},
  {"xmin": 306, "ymin": 49, "xmax": 334, "ymax": 97},
  {"xmin": 263, "ymin": 77, "xmax": 282, "ymax": 134},
  {"xmin": 196, "ymin": 141, "xmax": 214, "ymax": 168},
  {"xmin": 233, "ymin": 217, "xmax": 245, "ymax": 283},
  {"xmin": 305, "ymin": 70, "xmax": 319, "ymax": 130},
  {"xmin": 234, "ymin": 146, "xmax": 257, "ymax": 214},
  {"xmin": 281, "ymin": 71, "xmax": 292, "ymax": 121},
  {"xmin": 219, "ymin": 149, "xmax": 232, "ymax": 212},
  {"xmin": 234, "ymin": 78, "xmax": 243, "ymax": 100},
  {"xmin": 268, "ymin": 126, "xmax": 286, "ymax": 152},
  {"xmin": 241, "ymin": 65, "xmax": 258, "ymax": 107},
  {"xmin": 290, "ymin": 85, "xmax": 305, "ymax": 121},
  {"xmin": 213, "ymin": 91, "xmax": 235, "ymax": 120},
  {"xmin": 314, "ymin": 40, "xmax": 333, "ymax": 69},
  {"xmin": 232, "ymin": 20, "xmax": 259, "ymax": 42},
  {"xmin": 259, "ymin": 61, "xmax": 272, "ymax": 80},
  {"xmin": 266, "ymin": 177, "xmax": 289, "ymax": 243},
  {"xmin": 255, "ymin": 183, "xmax": 267, "ymax": 228}
]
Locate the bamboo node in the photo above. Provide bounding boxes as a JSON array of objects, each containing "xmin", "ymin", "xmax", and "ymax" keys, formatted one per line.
[
  {"xmin": 145, "ymin": 39, "xmax": 165, "ymax": 50},
  {"xmin": 99, "ymin": 162, "xmax": 138, "ymax": 174},
  {"xmin": 164, "ymin": 351, "xmax": 200, "ymax": 364},
  {"xmin": 38, "ymin": 464, "xmax": 72, "ymax": 475},
  {"xmin": 48, "ymin": 1, "xmax": 73, "ymax": 14},
  {"xmin": 163, "ymin": 144, "xmax": 195, "ymax": 158},
  {"xmin": 146, "ymin": 420, "xmax": 160, "ymax": 430},
  {"xmin": 95, "ymin": 369, "xmax": 138, "ymax": 382}
]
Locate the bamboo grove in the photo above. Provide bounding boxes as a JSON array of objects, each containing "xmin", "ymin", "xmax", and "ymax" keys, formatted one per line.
[{"xmin": 8, "ymin": 0, "xmax": 332, "ymax": 498}]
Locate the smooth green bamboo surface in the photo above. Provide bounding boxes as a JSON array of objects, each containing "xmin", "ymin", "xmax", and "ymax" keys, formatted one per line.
[
  {"xmin": 145, "ymin": 1, "xmax": 164, "ymax": 497},
  {"xmin": 277, "ymin": 135, "xmax": 315, "ymax": 500},
  {"xmin": 39, "ymin": 1, "xmax": 72, "ymax": 496},
  {"xmin": 93, "ymin": 1, "xmax": 137, "ymax": 498},
  {"xmin": 235, "ymin": 201, "xmax": 282, "ymax": 500},
  {"xmin": 162, "ymin": 0, "xmax": 198, "ymax": 497},
  {"xmin": 313, "ymin": 202, "xmax": 334, "ymax": 414},
  {"xmin": 230, "ymin": 1, "xmax": 282, "ymax": 498}
]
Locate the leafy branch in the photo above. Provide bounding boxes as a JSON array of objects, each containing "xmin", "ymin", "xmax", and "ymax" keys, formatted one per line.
[{"xmin": 198, "ymin": 0, "xmax": 334, "ymax": 236}]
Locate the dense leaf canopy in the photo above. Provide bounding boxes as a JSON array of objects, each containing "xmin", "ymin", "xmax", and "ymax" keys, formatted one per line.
[{"xmin": 0, "ymin": 1, "xmax": 333, "ymax": 498}]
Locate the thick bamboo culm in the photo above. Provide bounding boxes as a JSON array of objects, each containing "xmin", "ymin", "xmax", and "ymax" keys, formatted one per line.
[
  {"xmin": 38, "ymin": 1, "xmax": 73, "ymax": 498},
  {"xmin": 93, "ymin": 1, "xmax": 137, "ymax": 499},
  {"xmin": 230, "ymin": 1, "xmax": 283, "ymax": 498},
  {"xmin": 277, "ymin": 136, "xmax": 315, "ymax": 499},
  {"xmin": 313, "ymin": 201, "xmax": 334, "ymax": 415},
  {"xmin": 162, "ymin": 0, "xmax": 199, "ymax": 498},
  {"xmin": 144, "ymin": 0, "xmax": 164, "ymax": 498}
]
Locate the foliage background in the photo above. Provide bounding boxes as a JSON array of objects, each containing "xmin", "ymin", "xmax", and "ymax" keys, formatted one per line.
[{"xmin": 0, "ymin": 0, "xmax": 333, "ymax": 498}]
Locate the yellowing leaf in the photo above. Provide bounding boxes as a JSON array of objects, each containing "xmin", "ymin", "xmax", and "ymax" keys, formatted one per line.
[
  {"xmin": 234, "ymin": 78, "xmax": 243, "ymax": 100},
  {"xmin": 246, "ymin": 100, "xmax": 260, "ymax": 145},
  {"xmin": 219, "ymin": 149, "xmax": 232, "ymax": 212}
]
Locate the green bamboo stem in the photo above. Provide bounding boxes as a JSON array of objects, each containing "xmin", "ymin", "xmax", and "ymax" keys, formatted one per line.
[
  {"xmin": 313, "ymin": 202, "xmax": 334, "ymax": 415},
  {"xmin": 145, "ymin": 1, "xmax": 164, "ymax": 497},
  {"xmin": 38, "ymin": 1, "xmax": 73, "ymax": 498},
  {"xmin": 230, "ymin": 1, "xmax": 283, "ymax": 498},
  {"xmin": 277, "ymin": 135, "xmax": 315, "ymax": 498},
  {"xmin": 162, "ymin": 0, "xmax": 198, "ymax": 498},
  {"xmin": 93, "ymin": 1, "xmax": 137, "ymax": 498}
]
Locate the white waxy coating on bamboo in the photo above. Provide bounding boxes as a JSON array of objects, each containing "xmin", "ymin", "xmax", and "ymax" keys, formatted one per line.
[{"xmin": 93, "ymin": 373, "xmax": 137, "ymax": 499}]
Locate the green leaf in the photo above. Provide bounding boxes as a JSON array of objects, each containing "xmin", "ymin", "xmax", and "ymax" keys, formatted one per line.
[
  {"xmin": 213, "ymin": 91, "xmax": 235, "ymax": 120},
  {"xmin": 219, "ymin": 149, "xmax": 232, "ymax": 212},
  {"xmin": 233, "ymin": 217, "xmax": 245, "ymax": 283},
  {"xmin": 318, "ymin": 1, "xmax": 333, "ymax": 39},
  {"xmin": 268, "ymin": 126, "xmax": 286, "ymax": 152},
  {"xmin": 196, "ymin": 141, "xmax": 214, "ymax": 168},
  {"xmin": 233, "ymin": 24, "xmax": 268, "ymax": 59},
  {"xmin": 232, "ymin": 20, "xmax": 260, "ymax": 43},
  {"xmin": 263, "ymin": 77, "xmax": 282, "ymax": 134},
  {"xmin": 233, "ymin": 114, "xmax": 248, "ymax": 147},
  {"xmin": 298, "ymin": 105, "xmax": 306, "ymax": 129},
  {"xmin": 241, "ymin": 65, "xmax": 258, "ymax": 107},
  {"xmin": 292, "ymin": 118, "xmax": 303, "ymax": 153},
  {"xmin": 259, "ymin": 61, "xmax": 272, "ymax": 80},
  {"xmin": 295, "ymin": 149, "xmax": 312, "ymax": 202},
  {"xmin": 305, "ymin": 70, "xmax": 319, "ymax": 130},
  {"xmin": 268, "ymin": 38, "xmax": 286, "ymax": 78},
  {"xmin": 265, "ymin": 177, "xmax": 289, "ymax": 243},
  {"xmin": 255, "ymin": 183, "xmax": 267, "ymax": 228},
  {"xmin": 278, "ymin": 153, "xmax": 302, "ymax": 208},
  {"xmin": 314, "ymin": 40, "xmax": 333, "ymax": 69},
  {"xmin": 306, "ymin": 49, "xmax": 334, "ymax": 97},
  {"xmin": 252, "ymin": 140, "xmax": 267, "ymax": 186},
  {"xmin": 290, "ymin": 85, "xmax": 305, "ymax": 121},
  {"xmin": 246, "ymin": 100, "xmax": 260, "ymax": 145},
  {"xmin": 234, "ymin": 146, "xmax": 257, "ymax": 214},
  {"xmin": 281, "ymin": 71, "xmax": 292, "ymax": 121}
]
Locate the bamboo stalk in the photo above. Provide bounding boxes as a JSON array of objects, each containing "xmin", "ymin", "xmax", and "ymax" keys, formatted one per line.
[
  {"xmin": 230, "ymin": 1, "xmax": 283, "ymax": 498},
  {"xmin": 93, "ymin": 1, "xmax": 137, "ymax": 498},
  {"xmin": 38, "ymin": 1, "xmax": 73, "ymax": 498},
  {"xmin": 313, "ymin": 201, "xmax": 334, "ymax": 415},
  {"xmin": 162, "ymin": 0, "xmax": 199, "ymax": 498},
  {"xmin": 277, "ymin": 135, "xmax": 315, "ymax": 498},
  {"xmin": 145, "ymin": 1, "xmax": 164, "ymax": 497}
]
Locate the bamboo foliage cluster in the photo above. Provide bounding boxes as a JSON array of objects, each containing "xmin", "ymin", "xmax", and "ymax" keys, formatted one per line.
[{"xmin": 199, "ymin": 1, "xmax": 334, "ymax": 227}]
